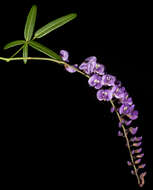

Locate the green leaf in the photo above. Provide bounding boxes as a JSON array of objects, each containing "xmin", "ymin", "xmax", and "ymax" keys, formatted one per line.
[
  {"xmin": 4, "ymin": 40, "xmax": 25, "ymax": 50},
  {"xmin": 23, "ymin": 43, "xmax": 28, "ymax": 64},
  {"xmin": 34, "ymin": 13, "xmax": 77, "ymax": 39},
  {"xmin": 24, "ymin": 5, "xmax": 37, "ymax": 41},
  {"xmin": 29, "ymin": 41, "xmax": 62, "ymax": 60}
]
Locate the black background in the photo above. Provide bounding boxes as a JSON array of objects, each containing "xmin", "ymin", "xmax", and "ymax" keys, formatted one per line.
[{"xmin": 0, "ymin": 0, "xmax": 152, "ymax": 189}]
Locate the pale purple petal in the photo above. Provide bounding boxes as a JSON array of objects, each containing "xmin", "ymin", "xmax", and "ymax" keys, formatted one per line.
[
  {"xmin": 135, "ymin": 159, "xmax": 142, "ymax": 164},
  {"xmin": 110, "ymin": 107, "xmax": 115, "ymax": 113},
  {"xmin": 138, "ymin": 164, "xmax": 146, "ymax": 169},
  {"xmin": 97, "ymin": 89, "xmax": 113, "ymax": 101},
  {"xmin": 85, "ymin": 56, "xmax": 97, "ymax": 63},
  {"xmin": 128, "ymin": 110, "xmax": 139, "ymax": 120},
  {"xmin": 127, "ymin": 161, "xmax": 132, "ymax": 166},
  {"xmin": 94, "ymin": 63, "xmax": 105, "ymax": 75},
  {"xmin": 135, "ymin": 148, "xmax": 142, "ymax": 154},
  {"xmin": 102, "ymin": 74, "xmax": 116, "ymax": 86},
  {"xmin": 129, "ymin": 127, "xmax": 138, "ymax": 135},
  {"xmin": 88, "ymin": 74, "xmax": 103, "ymax": 89},
  {"xmin": 60, "ymin": 50, "xmax": 69, "ymax": 62},
  {"xmin": 118, "ymin": 131, "xmax": 123, "ymax": 136},
  {"xmin": 65, "ymin": 64, "xmax": 78, "ymax": 73},
  {"xmin": 133, "ymin": 142, "xmax": 142, "ymax": 147},
  {"xmin": 136, "ymin": 154, "xmax": 144, "ymax": 158},
  {"xmin": 125, "ymin": 120, "xmax": 132, "ymax": 126}
]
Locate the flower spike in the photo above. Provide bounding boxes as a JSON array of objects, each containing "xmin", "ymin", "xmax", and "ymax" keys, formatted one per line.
[{"xmin": 61, "ymin": 51, "xmax": 147, "ymax": 188}]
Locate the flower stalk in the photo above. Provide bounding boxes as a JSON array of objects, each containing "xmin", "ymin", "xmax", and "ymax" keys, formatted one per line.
[
  {"xmin": 110, "ymin": 100, "xmax": 141, "ymax": 186},
  {"xmin": 0, "ymin": 53, "xmax": 146, "ymax": 187}
]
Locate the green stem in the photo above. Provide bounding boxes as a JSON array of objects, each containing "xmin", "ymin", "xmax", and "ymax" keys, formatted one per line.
[
  {"xmin": 0, "ymin": 56, "xmax": 89, "ymax": 78},
  {"xmin": 10, "ymin": 45, "xmax": 25, "ymax": 58}
]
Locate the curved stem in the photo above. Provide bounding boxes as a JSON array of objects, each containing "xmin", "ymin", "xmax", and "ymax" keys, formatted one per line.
[
  {"xmin": 0, "ymin": 56, "xmax": 89, "ymax": 78},
  {"xmin": 0, "ymin": 55, "xmax": 141, "ymax": 186}
]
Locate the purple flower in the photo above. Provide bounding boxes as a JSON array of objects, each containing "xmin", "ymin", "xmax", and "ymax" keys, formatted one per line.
[
  {"xmin": 112, "ymin": 86, "xmax": 126, "ymax": 99},
  {"xmin": 138, "ymin": 164, "xmax": 146, "ymax": 169},
  {"xmin": 85, "ymin": 56, "xmax": 97, "ymax": 63},
  {"xmin": 135, "ymin": 159, "xmax": 142, "ymax": 164},
  {"xmin": 133, "ymin": 142, "xmax": 142, "ymax": 147},
  {"xmin": 130, "ymin": 136, "xmax": 142, "ymax": 142},
  {"xmin": 115, "ymin": 80, "xmax": 122, "ymax": 87},
  {"xmin": 118, "ymin": 131, "xmax": 123, "ymax": 136},
  {"xmin": 110, "ymin": 107, "xmax": 115, "ymax": 113},
  {"xmin": 120, "ymin": 92, "xmax": 133, "ymax": 105},
  {"xmin": 79, "ymin": 56, "xmax": 97, "ymax": 75},
  {"xmin": 119, "ymin": 104, "xmax": 135, "ymax": 115},
  {"xmin": 127, "ymin": 161, "xmax": 132, "ymax": 166},
  {"xmin": 135, "ymin": 148, "xmax": 142, "ymax": 154},
  {"xmin": 79, "ymin": 62, "xmax": 95, "ymax": 75},
  {"xmin": 128, "ymin": 110, "xmax": 139, "ymax": 120},
  {"xmin": 118, "ymin": 119, "xmax": 125, "ymax": 128},
  {"xmin": 65, "ymin": 64, "xmax": 78, "ymax": 73},
  {"xmin": 102, "ymin": 74, "xmax": 116, "ymax": 86},
  {"xmin": 94, "ymin": 63, "xmax": 105, "ymax": 75},
  {"xmin": 60, "ymin": 50, "xmax": 69, "ymax": 62},
  {"xmin": 88, "ymin": 74, "xmax": 103, "ymax": 89},
  {"xmin": 97, "ymin": 89, "xmax": 113, "ymax": 101},
  {"xmin": 129, "ymin": 127, "xmax": 138, "ymax": 135},
  {"xmin": 135, "ymin": 136, "xmax": 143, "ymax": 142},
  {"xmin": 125, "ymin": 120, "xmax": 132, "ymax": 126},
  {"xmin": 79, "ymin": 57, "xmax": 105, "ymax": 76},
  {"xmin": 136, "ymin": 154, "xmax": 144, "ymax": 159}
]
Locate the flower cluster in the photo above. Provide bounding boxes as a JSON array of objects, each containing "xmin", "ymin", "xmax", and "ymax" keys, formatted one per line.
[{"xmin": 60, "ymin": 50, "xmax": 146, "ymax": 187}]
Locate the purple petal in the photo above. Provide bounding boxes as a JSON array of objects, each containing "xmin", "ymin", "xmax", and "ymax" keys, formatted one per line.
[
  {"xmin": 128, "ymin": 110, "xmax": 139, "ymax": 120},
  {"xmin": 127, "ymin": 161, "xmax": 132, "ymax": 166},
  {"xmin": 88, "ymin": 74, "xmax": 103, "ymax": 89},
  {"xmin": 125, "ymin": 120, "xmax": 132, "ymax": 126},
  {"xmin": 60, "ymin": 50, "xmax": 69, "ymax": 62},
  {"xmin": 131, "ymin": 170, "xmax": 135, "ymax": 175},
  {"xmin": 94, "ymin": 64, "xmax": 105, "ymax": 75},
  {"xmin": 119, "ymin": 105, "xmax": 124, "ymax": 114},
  {"xmin": 118, "ymin": 131, "xmax": 123, "ymax": 136},
  {"xmin": 135, "ymin": 148, "xmax": 142, "ymax": 154},
  {"xmin": 136, "ymin": 153, "xmax": 144, "ymax": 158},
  {"xmin": 110, "ymin": 107, "xmax": 115, "ymax": 113},
  {"xmin": 129, "ymin": 127, "xmax": 138, "ymax": 135},
  {"xmin": 65, "ymin": 64, "xmax": 78, "ymax": 73},
  {"xmin": 133, "ymin": 142, "xmax": 142, "ymax": 147},
  {"xmin": 118, "ymin": 122, "xmax": 122, "ymax": 128},
  {"xmin": 79, "ymin": 62, "xmax": 87, "ymax": 70},
  {"xmin": 102, "ymin": 74, "xmax": 116, "ymax": 86},
  {"xmin": 135, "ymin": 159, "xmax": 142, "ymax": 164},
  {"xmin": 136, "ymin": 136, "xmax": 143, "ymax": 141},
  {"xmin": 138, "ymin": 164, "xmax": 146, "ymax": 169},
  {"xmin": 97, "ymin": 89, "xmax": 113, "ymax": 101},
  {"xmin": 130, "ymin": 136, "xmax": 142, "ymax": 142},
  {"xmin": 85, "ymin": 56, "xmax": 97, "ymax": 63},
  {"xmin": 118, "ymin": 119, "xmax": 125, "ymax": 128}
]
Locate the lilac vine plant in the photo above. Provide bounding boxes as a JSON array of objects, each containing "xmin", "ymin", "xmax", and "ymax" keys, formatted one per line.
[{"xmin": 0, "ymin": 5, "xmax": 146, "ymax": 187}]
